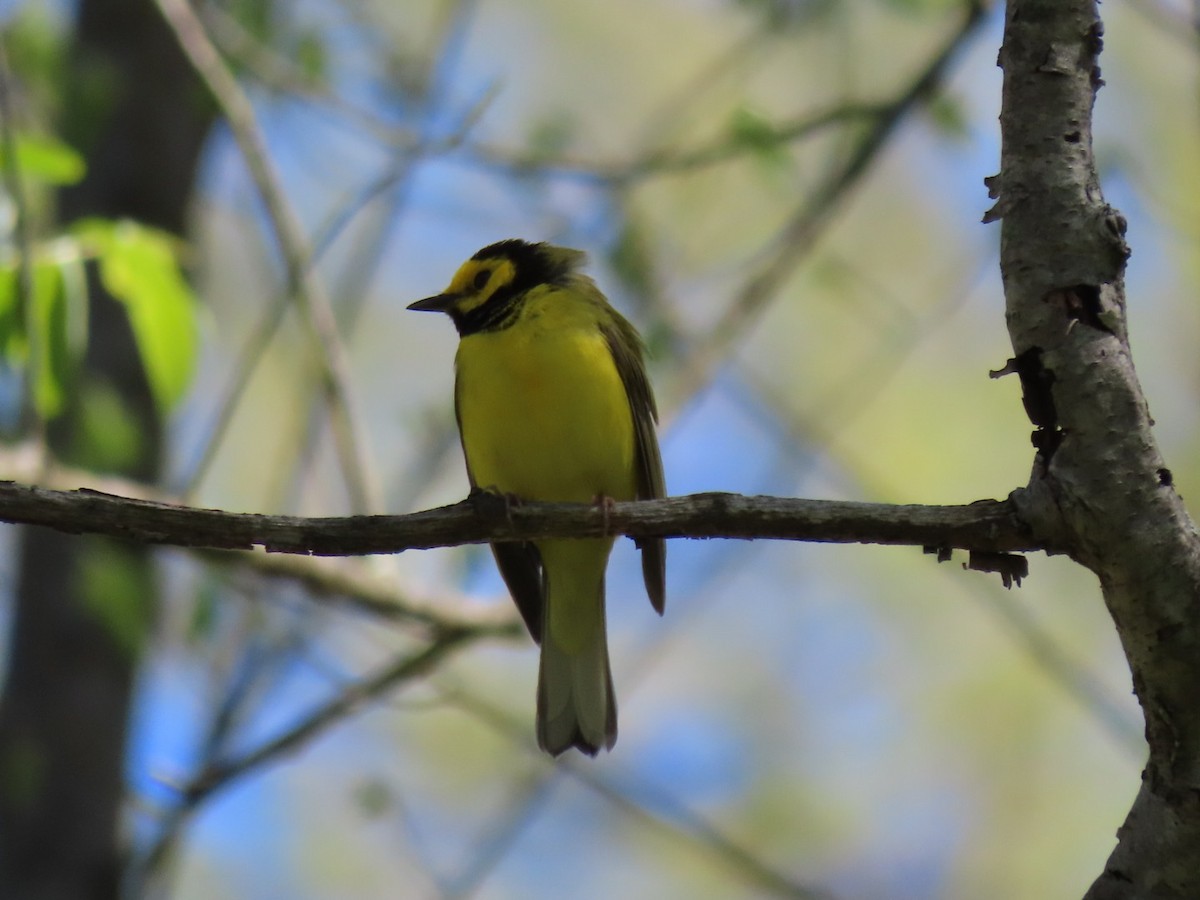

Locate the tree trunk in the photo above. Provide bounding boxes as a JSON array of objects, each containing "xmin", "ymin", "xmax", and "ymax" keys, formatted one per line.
[{"xmin": 0, "ymin": 1, "xmax": 214, "ymax": 897}]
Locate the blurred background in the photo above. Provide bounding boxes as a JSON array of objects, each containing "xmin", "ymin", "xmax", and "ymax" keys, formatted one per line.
[{"xmin": 2, "ymin": 0, "xmax": 1198, "ymax": 897}]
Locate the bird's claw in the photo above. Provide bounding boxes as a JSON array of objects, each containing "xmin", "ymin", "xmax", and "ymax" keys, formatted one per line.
[
  {"xmin": 591, "ymin": 493, "xmax": 617, "ymax": 536},
  {"xmin": 470, "ymin": 486, "xmax": 522, "ymax": 527}
]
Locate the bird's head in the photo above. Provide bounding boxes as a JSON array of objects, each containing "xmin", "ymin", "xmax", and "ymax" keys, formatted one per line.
[{"xmin": 407, "ymin": 239, "xmax": 587, "ymax": 335}]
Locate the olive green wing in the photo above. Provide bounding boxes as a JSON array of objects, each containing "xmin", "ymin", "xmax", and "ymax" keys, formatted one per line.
[
  {"xmin": 601, "ymin": 317, "xmax": 667, "ymax": 615},
  {"xmin": 455, "ymin": 373, "xmax": 545, "ymax": 642}
]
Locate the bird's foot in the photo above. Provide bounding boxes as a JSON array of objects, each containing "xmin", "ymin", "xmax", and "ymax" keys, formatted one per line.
[
  {"xmin": 469, "ymin": 486, "xmax": 523, "ymax": 527},
  {"xmin": 591, "ymin": 493, "xmax": 617, "ymax": 536}
]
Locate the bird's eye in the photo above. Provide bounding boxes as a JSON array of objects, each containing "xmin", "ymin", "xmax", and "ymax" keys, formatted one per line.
[{"xmin": 472, "ymin": 270, "xmax": 491, "ymax": 291}]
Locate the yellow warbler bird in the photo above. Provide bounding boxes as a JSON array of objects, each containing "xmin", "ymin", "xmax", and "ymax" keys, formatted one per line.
[{"xmin": 408, "ymin": 239, "xmax": 666, "ymax": 756}]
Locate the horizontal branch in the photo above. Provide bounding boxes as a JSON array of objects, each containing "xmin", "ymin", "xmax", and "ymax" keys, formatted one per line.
[{"xmin": 0, "ymin": 480, "xmax": 1040, "ymax": 557}]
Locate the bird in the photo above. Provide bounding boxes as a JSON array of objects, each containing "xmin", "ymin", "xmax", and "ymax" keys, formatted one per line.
[{"xmin": 408, "ymin": 239, "xmax": 666, "ymax": 756}]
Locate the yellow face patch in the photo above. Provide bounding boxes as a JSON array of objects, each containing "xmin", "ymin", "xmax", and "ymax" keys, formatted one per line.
[{"xmin": 444, "ymin": 257, "xmax": 518, "ymax": 316}]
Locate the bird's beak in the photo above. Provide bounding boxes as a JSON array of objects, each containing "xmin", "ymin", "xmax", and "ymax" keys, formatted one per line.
[{"xmin": 407, "ymin": 293, "xmax": 457, "ymax": 313}]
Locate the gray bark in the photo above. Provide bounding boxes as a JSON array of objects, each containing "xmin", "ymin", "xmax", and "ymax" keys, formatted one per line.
[{"xmin": 994, "ymin": 2, "xmax": 1200, "ymax": 896}]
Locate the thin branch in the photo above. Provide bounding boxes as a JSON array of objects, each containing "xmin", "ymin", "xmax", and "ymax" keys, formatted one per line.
[
  {"xmin": 440, "ymin": 772, "xmax": 559, "ymax": 899},
  {"xmin": 210, "ymin": 549, "xmax": 520, "ymax": 632},
  {"xmin": 139, "ymin": 627, "xmax": 483, "ymax": 875},
  {"xmin": 568, "ymin": 763, "xmax": 834, "ymax": 900},
  {"xmin": 0, "ymin": 446, "xmax": 516, "ymax": 629},
  {"xmin": 969, "ymin": 579, "xmax": 1143, "ymax": 754},
  {"xmin": 442, "ymin": 689, "xmax": 834, "ymax": 900},
  {"xmin": 198, "ymin": 629, "xmax": 479, "ymax": 793},
  {"xmin": 153, "ymin": 0, "xmax": 380, "ymax": 514},
  {"xmin": 673, "ymin": 0, "xmax": 991, "ymax": 401},
  {"xmin": 198, "ymin": 1, "xmax": 417, "ymax": 146},
  {"xmin": 278, "ymin": 0, "xmax": 484, "ymax": 513},
  {"xmin": 467, "ymin": 102, "xmax": 885, "ymax": 185},
  {"xmin": 0, "ymin": 479, "xmax": 1040, "ymax": 556},
  {"xmin": 176, "ymin": 2, "xmax": 489, "ymax": 504},
  {"xmin": 738, "ymin": 323, "xmax": 1144, "ymax": 758},
  {"xmin": 131, "ymin": 604, "xmax": 309, "ymax": 896}
]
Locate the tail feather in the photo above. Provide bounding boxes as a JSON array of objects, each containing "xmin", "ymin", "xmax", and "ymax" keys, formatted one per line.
[
  {"xmin": 536, "ymin": 623, "xmax": 616, "ymax": 756},
  {"xmin": 535, "ymin": 539, "xmax": 617, "ymax": 756}
]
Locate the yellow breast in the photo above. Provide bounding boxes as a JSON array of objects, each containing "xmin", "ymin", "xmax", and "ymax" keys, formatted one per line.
[{"xmin": 454, "ymin": 286, "xmax": 637, "ymax": 504}]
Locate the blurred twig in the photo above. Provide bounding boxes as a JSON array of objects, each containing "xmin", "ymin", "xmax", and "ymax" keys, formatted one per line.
[
  {"xmin": 155, "ymin": 0, "xmax": 381, "ymax": 514},
  {"xmin": 970, "ymin": 577, "xmax": 1143, "ymax": 753},
  {"xmin": 468, "ymin": 102, "xmax": 885, "ymax": 185},
  {"xmin": 199, "ymin": 1, "xmax": 419, "ymax": 145},
  {"xmin": 729, "ymin": 247, "xmax": 1143, "ymax": 758},
  {"xmin": 177, "ymin": 0, "xmax": 491, "ymax": 507},
  {"xmin": 439, "ymin": 771, "xmax": 559, "ymax": 899},
  {"xmin": 280, "ymin": 0, "xmax": 486, "ymax": 513},
  {"xmin": 1125, "ymin": 0, "xmax": 1200, "ymax": 43},
  {"xmin": 440, "ymin": 689, "xmax": 835, "ymax": 900},
  {"xmin": 131, "ymin": 602, "xmax": 312, "ymax": 896},
  {"xmin": 672, "ymin": 0, "xmax": 992, "ymax": 403},
  {"xmin": 137, "ymin": 626, "xmax": 484, "ymax": 878}
]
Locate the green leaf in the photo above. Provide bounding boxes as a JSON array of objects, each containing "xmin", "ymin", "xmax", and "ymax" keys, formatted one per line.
[
  {"xmin": 0, "ymin": 737, "xmax": 45, "ymax": 812},
  {"xmin": 295, "ymin": 31, "xmax": 328, "ymax": 82},
  {"xmin": 186, "ymin": 578, "xmax": 222, "ymax": 645},
  {"xmin": 608, "ymin": 220, "xmax": 656, "ymax": 295},
  {"xmin": 0, "ymin": 243, "xmax": 88, "ymax": 417},
  {"xmin": 728, "ymin": 107, "xmax": 790, "ymax": 171},
  {"xmin": 353, "ymin": 778, "xmax": 394, "ymax": 819},
  {"xmin": 79, "ymin": 542, "xmax": 153, "ymax": 660},
  {"xmin": 875, "ymin": 0, "xmax": 961, "ymax": 13},
  {"xmin": 73, "ymin": 218, "xmax": 198, "ymax": 411},
  {"xmin": 0, "ymin": 264, "xmax": 19, "ymax": 357},
  {"xmin": 734, "ymin": 0, "xmax": 836, "ymax": 29},
  {"xmin": 30, "ymin": 259, "xmax": 70, "ymax": 418},
  {"xmin": 525, "ymin": 111, "xmax": 577, "ymax": 163},
  {"xmin": 75, "ymin": 379, "xmax": 145, "ymax": 471},
  {"xmin": 0, "ymin": 135, "xmax": 86, "ymax": 186},
  {"xmin": 925, "ymin": 94, "xmax": 969, "ymax": 141}
]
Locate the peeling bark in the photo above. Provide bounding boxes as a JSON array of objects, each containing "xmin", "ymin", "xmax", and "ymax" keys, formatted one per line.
[{"xmin": 995, "ymin": 2, "xmax": 1200, "ymax": 896}]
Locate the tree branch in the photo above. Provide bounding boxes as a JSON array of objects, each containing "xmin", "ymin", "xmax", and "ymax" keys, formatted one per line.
[
  {"xmin": 0, "ymin": 479, "xmax": 1040, "ymax": 558},
  {"xmin": 993, "ymin": 1, "xmax": 1200, "ymax": 896},
  {"xmin": 136, "ymin": 627, "xmax": 484, "ymax": 884},
  {"xmin": 153, "ymin": 0, "xmax": 381, "ymax": 514}
]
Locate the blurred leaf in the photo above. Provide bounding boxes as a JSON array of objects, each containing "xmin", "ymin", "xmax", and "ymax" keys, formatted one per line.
[
  {"xmin": 0, "ymin": 243, "xmax": 87, "ymax": 418},
  {"xmin": 353, "ymin": 778, "xmax": 394, "ymax": 819},
  {"xmin": 875, "ymin": 0, "xmax": 962, "ymax": 13},
  {"xmin": 3, "ymin": 8, "xmax": 68, "ymax": 119},
  {"xmin": 733, "ymin": 0, "xmax": 836, "ymax": 29},
  {"xmin": 727, "ymin": 107, "xmax": 790, "ymax": 172},
  {"xmin": 225, "ymin": 0, "xmax": 275, "ymax": 42},
  {"xmin": 525, "ymin": 111, "xmax": 577, "ymax": 163},
  {"xmin": 608, "ymin": 219, "xmax": 656, "ymax": 295},
  {"xmin": 0, "ymin": 264, "xmax": 18, "ymax": 358},
  {"xmin": 925, "ymin": 94, "xmax": 969, "ymax": 140},
  {"xmin": 74, "ymin": 379, "xmax": 145, "ymax": 472},
  {"xmin": 79, "ymin": 542, "xmax": 153, "ymax": 660},
  {"xmin": 30, "ymin": 259, "xmax": 70, "ymax": 418},
  {"xmin": 295, "ymin": 30, "xmax": 328, "ymax": 82},
  {"xmin": 0, "ymin": 737, "xmax": 45, "ymax": 812},
  {"xmin": 73, "ymin": 218, "xmax": 199, "ymax": 411},
  {"xmin": 0, "ymin": 134, "xmax": 86, "ymax": 186},
  {"xmin": 187, "ymin": 574, "xmax": 225, "ymax": 645}
]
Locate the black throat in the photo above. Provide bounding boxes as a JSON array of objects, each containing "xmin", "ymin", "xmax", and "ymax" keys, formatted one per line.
[{"xmin": 453, "ymin": 240, "xmax": 572, "ymax": 337}]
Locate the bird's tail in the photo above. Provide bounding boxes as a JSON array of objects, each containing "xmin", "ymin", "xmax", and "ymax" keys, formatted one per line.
[{"xmin": 536, "ymin": 539, "xmax": 617, "ymax": 756}]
